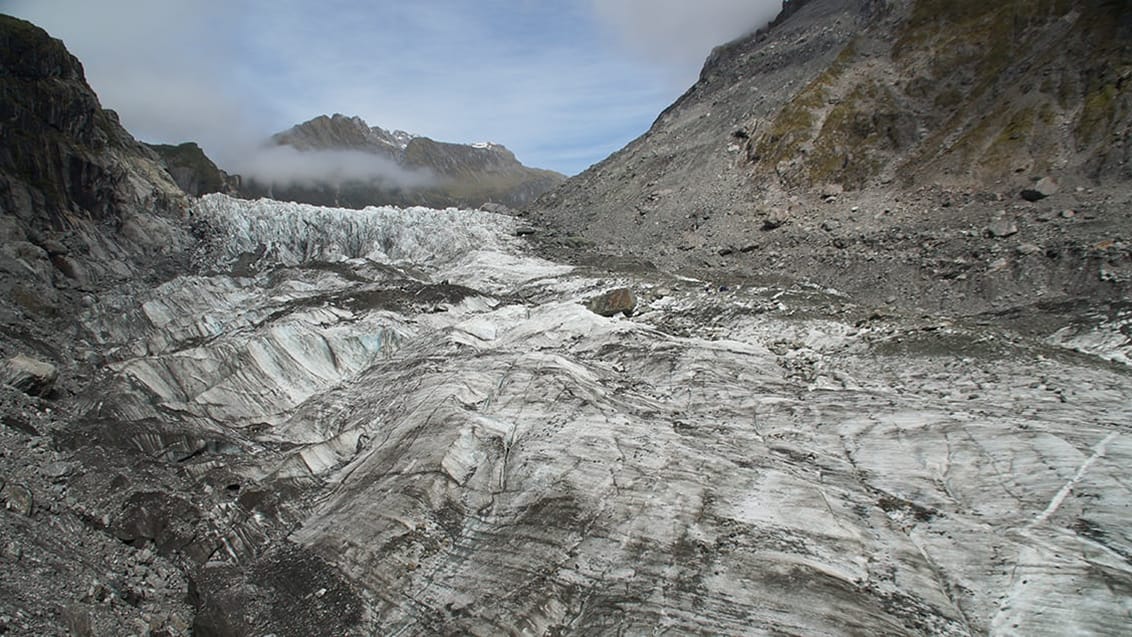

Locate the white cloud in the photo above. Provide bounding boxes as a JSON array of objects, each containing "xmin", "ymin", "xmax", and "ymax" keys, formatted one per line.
[{"xmin": 589, "ymin": 0, "xmax": 782, "ymax": 78}]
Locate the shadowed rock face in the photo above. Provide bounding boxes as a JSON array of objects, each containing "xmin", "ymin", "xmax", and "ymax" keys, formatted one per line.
[
  {"xmin": 148, "ymin": 142, "xmax": 241, "ymax": 197},
  {"xmin": 0, "ymin": 15, "xmax": 184, "ymax": 227},
  {"xmin": 0, "ymin": 14, "xmax": 190, "ymax": 370}
]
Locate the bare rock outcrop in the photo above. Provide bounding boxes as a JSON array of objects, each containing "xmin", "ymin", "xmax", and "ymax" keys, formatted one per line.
[
  {"xmin": 147, "ymin": 142, "xmax": 241, "ymax": 197},
  {"xmin": 1, "ymin": 355, "xmax": 57, "ymax": 396},
  {"xmin": 0, "ymin": 15, "xmax": 185, "ymax": 228}
]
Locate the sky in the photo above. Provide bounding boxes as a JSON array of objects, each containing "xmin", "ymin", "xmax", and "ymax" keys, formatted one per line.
[{"xmin": 3, "ymin": 0, "xmax": 782, "ymax": 177}]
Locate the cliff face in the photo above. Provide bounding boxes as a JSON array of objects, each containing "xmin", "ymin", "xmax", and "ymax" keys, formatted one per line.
[
  {"xmin": 148, "ymin": 142, "xmax": 241, "ymax": 197},
  {"xmin": 0, "ymin": 15, "xmax": 184, "ymax": 227},
  {"xmin": 242, "ymin": 113, "xmax": 566, "ymax": 209},
  {"xmin": 530, "ymin": 0, "xmax": 1132, "ymax": 313},
  {"xmin": 0, "ymin": 14, "xmax": 191, "ymax": 336}
]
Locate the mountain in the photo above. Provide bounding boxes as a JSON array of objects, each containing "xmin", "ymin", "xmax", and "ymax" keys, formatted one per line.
[
  {"xmin": 0, "ymin": 17, "xmax": 185, "ymax": 228},
  {"xmin": 270, "ymin": 113, "xmax": 412, "ymax": 158},
  {"xmin": 530, "ymin": 0, "xmax": 1132, "ymax": 314},
  {"xmin": 241, "ymin": 113, "xmax": 565, "ymax": 209}
]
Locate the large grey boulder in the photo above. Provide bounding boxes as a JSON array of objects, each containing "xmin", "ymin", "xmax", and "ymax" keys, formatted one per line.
[
  {"xmin": 1, "ymin": 355, "xmax": 58, "ymax": 396},
  {"xmin": 1020, "ymin": 176, "xmax": 1060, "ymax": 202}
]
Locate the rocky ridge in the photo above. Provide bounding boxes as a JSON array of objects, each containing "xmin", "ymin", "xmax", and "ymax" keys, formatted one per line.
[{"xmin": 270, "ymin": 113, "xmax": 413, "ymax": 158}]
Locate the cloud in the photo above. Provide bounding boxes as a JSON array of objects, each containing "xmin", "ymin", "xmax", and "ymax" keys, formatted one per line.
[
  {"xmin": 232, "ymin": 146, "xmax": 437, "ymax": 189},
  {"xmin": 3, "ymin": 1, "xmax": 784, "ymax": 177},
  {"xmin": 6, "ymin": 0, "xmax": 253, "ymax": 144},
  {"xmin": 589, "ymin": 0, "xmax": 782, "ymax": 77},
  {"xmin": 216, "ymin": 1, "xmax": 677, "ymax": 176}
]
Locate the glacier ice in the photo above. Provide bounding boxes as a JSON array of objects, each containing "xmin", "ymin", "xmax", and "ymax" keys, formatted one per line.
[{"xmin": 81, "ymin": 194, "xmax": 1132, "ymax": 635}]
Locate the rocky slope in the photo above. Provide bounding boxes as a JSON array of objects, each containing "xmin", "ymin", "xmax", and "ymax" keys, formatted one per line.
[
  {"xmin": 529, "ymin": 0, "xmax": 1132, "ymax": 315},
  {"xmin": 242, "ymin": 113, "xmax": 565, "ymax": 210},
  {"xmin": 0, "ymin": 14, "xmax": 198, "ymax": 636},
  {"xmin": 0, "ymin": 13, "xmax": 191, "ymax": 369}
]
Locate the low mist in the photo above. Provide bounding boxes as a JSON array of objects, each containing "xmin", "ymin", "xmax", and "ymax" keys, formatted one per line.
[{"xmin": 228, "ymin": 146, "xmax": 438, "ymax": 190}]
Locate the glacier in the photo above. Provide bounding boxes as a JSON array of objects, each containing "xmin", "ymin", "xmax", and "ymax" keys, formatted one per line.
[{"xmin": 77, "ymin": 194, "xmax": 1132, "ymax": 635}]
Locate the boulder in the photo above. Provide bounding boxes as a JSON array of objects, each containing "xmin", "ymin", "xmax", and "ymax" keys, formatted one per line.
[
  {"xmin": 111, "ymin": 491, "xmax": 202, "ymax": 556},
  {"xmin": 481, "ymin": 202, "xmax": 516, "ymax": 215},
  {"xmin": 1, "ymin": 355, "xmax": 58, "ymax": 396},
  {"xmin": 986, "ymin": 219, "xmax": 1019, "ymax": 238},
  {"xmin": 40, "ymin": 238, "xmax": 68, "ymax": 255},
  {"xmin": 50, "ymin": 253, "xmax": 89, "ymax": 284},
  {"xmin": 1, "ymin": 482, "xmax": 33, "ymax": 516},
  {"xmin": 587, "ymin": 287, "xmax": 637, "ymax": 317},
  {"xmin": 1020, "ymin": 176, "xmax": 1059, "ymax": 201},
  {"xmin": 761, "ymin": 210, "xmax": 789, "ymax": 230}
]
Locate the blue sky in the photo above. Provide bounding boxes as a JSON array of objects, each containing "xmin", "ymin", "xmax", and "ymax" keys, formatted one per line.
[{"xmin": 5, "ymin": 1, "xmax": 781, "ymax": 176}]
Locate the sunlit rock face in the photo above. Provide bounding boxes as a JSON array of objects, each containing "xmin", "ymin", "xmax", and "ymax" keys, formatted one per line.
[{"xmin": 83, "ymin": 195, "xmax": 1131, "ymax": 635}]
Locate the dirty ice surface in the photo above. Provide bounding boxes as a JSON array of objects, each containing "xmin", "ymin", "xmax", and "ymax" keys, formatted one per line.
[{"xmin": 85, "ymin": 194, "xmax": 1132, "ymax": 635}]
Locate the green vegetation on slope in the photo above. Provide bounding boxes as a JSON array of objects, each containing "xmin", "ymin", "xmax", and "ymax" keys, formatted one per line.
[{"xmin": 746, "ymin": 0, "xmax": 1131, "ymax": 190}]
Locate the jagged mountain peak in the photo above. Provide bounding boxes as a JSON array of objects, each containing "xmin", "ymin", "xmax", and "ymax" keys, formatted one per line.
[{"xmin": 272, "ymin": 112, "xmax": 416, "ymax": 155}]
